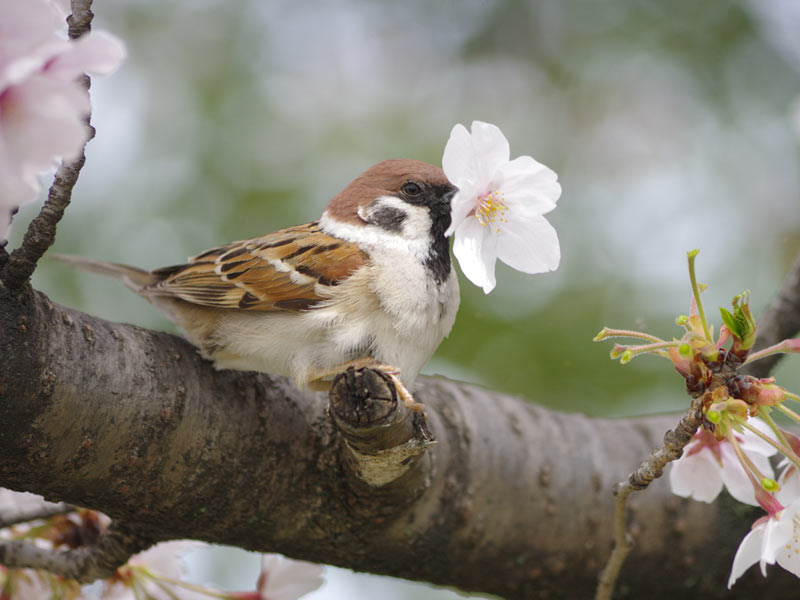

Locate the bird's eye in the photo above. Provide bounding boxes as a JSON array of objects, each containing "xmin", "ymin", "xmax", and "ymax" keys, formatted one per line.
[{"xmin": 401, "ymin": 181, "xmax": 423, "ymax": 197}]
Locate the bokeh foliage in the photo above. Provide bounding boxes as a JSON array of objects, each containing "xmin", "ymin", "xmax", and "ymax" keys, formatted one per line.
[{"xmin": 12, "ymin": 0, "xmax": 800, "ymax": 420}]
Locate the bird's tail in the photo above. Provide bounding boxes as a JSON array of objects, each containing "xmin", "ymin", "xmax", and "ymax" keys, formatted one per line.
[{"xmin": 50, "ymin": 254, "xmax": 156, "ymax": 291}]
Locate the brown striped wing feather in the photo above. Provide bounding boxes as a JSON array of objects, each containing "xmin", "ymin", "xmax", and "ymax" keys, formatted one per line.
[{"xmin": 146, "ymin": 222, "xmax": 367, "ymax": 311}]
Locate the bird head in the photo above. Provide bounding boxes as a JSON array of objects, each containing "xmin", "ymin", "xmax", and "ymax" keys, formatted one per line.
[{"xmin": 325, "ymin": 159, "xmax": 456, "ymax": 239}]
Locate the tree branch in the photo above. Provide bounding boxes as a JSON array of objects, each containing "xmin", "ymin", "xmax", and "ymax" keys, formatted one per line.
[
  {"xmin": 0, "ymin": 522, "xmax": 151, "ymax": 583},
  {"xmin": 1, "ymin": 285, "xmax": 798, "ymax": 598},
  {"xmin": 0, "ymin": 501, "xmax": 75, "ymax": 529},
  {"xmin": 744, "ymin": 249, "xmax": 800, "ymax": 378},
  {"xmin": 595, "ymin": 394, "xmax": 704, "ymax": 600},
  {"xmin": 0, "ymin": 0, "xmax": 95, "ymax": 291},
  {"xmin": 66, "ymin": 0, "xmax": 95, "ymax": 40}
]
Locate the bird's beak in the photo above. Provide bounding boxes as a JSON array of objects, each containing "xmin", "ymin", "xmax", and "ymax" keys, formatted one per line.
[{"xmin": 443, "ymin": 186, "xmax": 458, "ymax": 204}]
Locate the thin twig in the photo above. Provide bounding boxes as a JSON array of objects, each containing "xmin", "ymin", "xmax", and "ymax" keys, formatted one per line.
[
  {"xmin": 744, "ymin": 249, "xmax": 800, "ymax": 379},
  {"xmin": 594, "ymin": 395, "xmax": 703, "ymax": 600},
  {"xmin": 0, "ymin": 522, "xmax": 152, "ymax": 584},
  {"xmin": 0, "ymin": 0, "xmax": 95, "ymax": 291},
  {"xmin": 66, "ymin": 0, "xmax": 95, "ymax": 39},
  {"xmin": 0, "ymin": 502, "xmax": 76, "ymax": 529}
]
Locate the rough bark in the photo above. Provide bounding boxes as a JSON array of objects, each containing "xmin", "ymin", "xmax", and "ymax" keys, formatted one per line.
[
  {"xmin": 744, "ymin": 250, "xmax": 800, "ymax": 378},
  {"xmin": 0, "ymin": 284, "xmax": 797, "ymax": 599}
]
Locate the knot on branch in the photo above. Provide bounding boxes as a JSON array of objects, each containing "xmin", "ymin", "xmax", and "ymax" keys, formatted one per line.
[{"xmin": 328, "ymin": 367, "xmax": 435, "ymax": 488}]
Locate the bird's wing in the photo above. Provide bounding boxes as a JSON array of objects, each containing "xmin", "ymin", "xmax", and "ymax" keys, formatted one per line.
[{"xmin": 146, "ymin": 221, "xmax": 368, "ymax": 311}]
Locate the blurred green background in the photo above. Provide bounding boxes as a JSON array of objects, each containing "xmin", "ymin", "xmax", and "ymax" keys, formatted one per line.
[{"xmin": 9, "ymin": 0, "xmax": 800, "ymax": 597}]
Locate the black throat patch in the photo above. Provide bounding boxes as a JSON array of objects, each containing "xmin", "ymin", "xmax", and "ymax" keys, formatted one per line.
[{"xmin": 425, "ymin": 201, "xmax": 452, "ymax": 286}]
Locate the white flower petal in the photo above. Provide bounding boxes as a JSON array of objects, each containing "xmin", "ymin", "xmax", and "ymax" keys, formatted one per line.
[
  {"xmin": 760, "ymin": 514, "xmax": 791, "ymax": 570},
  {"xmin": 777, "ymin": 462, "xmax": 800, "ymax": 506},
  {"xmin": 729, "ymin": 500, "xmax": 800, "ymax": 587},
  {"xmin": 495, "ymin": 156, "xmax": 560, "ymax": 215},
  {"xmin": 48, "ymin": 31, "xmax": 127, "ymax": 80},
  {"xmin": 131, "ymin": 540, "xmax": 205, "ymax": 578},
  {"xmin": 0, "ymin": 488, "xmax": 49, "ymax": 512},
  {"xmin": 442, "ymin": 121, "xmax": 561, "ymax": 290},
  {"xmin": 0, "ymin": 0, "xmax": 62, "ymax": 68},
  {"xmin": 258, "ymin": 554, "xmax": 325, "ymax": 600},
  {"xmin": 729, "ymin": 524, "xmax": 765, "ymax": 587},
  {"xmin": 738, "ymin": 419, "xmax": 779, "ymax": 457},
  {"xmin": 0, "ymin": 1, "xmax": 125, "ymax": 241},
  {"xmin": 5, "ymin": 75, "xmax": 90, "ymax": 163},
  {"xmin": 469, "ymin": 120, "xmax": 510, "ymax": 184},
  {"xmin": 452, "ymin": 217, "xmax": 498, "ymax": 294},
  {"xmin": 496, "ymin": 214, "xmax": 560, "ymax": 274},
  {"xmin": 442, "ymin": 123, "xmax": 475, "ymax": 187},
  {"xmin": 1, "ymin": 40, "xmax": 69, "ymax": 88},
  {"xmin": 775, "ymin": 502, "xmax": 800, "ymax": 578},
  {"xmin": 49, "ymin": 0, "xmax": 71, "ymax": 19},
  {"xmin": 719, "ymin": 445, "xmax": 772, "ymax": 506},
  {"xmin": 777, "ymin": 545, "xmax": 800, "ymax": 579},
  {"xmin": 7, "ymin": 569, "xmax": 55, "ymax": 599},
  {"xmin": 669, "ymin": 449, "xmax": 724, "ymax": 503},
  {"xmin": 444, "ymin": 180, "xmax": 478, "ymax": 237}
]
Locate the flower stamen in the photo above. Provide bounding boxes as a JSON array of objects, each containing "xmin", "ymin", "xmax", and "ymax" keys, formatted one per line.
[{"xmin": 476, "ymin": 190, "xmax": 509, "ymax": 233}]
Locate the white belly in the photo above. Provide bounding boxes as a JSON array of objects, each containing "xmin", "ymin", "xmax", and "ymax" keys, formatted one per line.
[{"xmin": 206, "ymin": 263, "xmax": 460, "ymax": 389}]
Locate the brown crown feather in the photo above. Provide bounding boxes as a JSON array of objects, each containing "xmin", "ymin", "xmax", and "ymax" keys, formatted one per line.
[{"xmin": 325, "ymin": 159, "xmax": 450, "ymax": 225}]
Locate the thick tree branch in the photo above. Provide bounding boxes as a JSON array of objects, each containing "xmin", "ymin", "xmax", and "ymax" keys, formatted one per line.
[
  {"xmin": 0, "ymin": 0, "xmax": 95, "ymax": 291},
  {"xmin": 1, "ymin": 285, "xmax": 798, "ymax": 599},
  {"xmin": 744, "ymin": 249, "xmax": 800, "ymax": 378},
  {"xmin": 595, "ymin": 394, "xmax": 704, "ymax": 600}
]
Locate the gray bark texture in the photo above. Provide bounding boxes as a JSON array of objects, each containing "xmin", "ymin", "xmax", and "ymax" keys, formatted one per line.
[{"xmin": 1, "ymin": 282, "xmax": 798, "ymax": 599}]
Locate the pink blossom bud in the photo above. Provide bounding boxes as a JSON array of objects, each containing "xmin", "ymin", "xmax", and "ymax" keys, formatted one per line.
[{"xmin": 757, "ymin": 386, "xmax": 785, "ymax": 406}]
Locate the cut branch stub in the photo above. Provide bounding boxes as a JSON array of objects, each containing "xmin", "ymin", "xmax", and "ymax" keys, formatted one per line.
[{"xmin": 328, "ymin": 367, "xmax": 436, "ymax": 488}]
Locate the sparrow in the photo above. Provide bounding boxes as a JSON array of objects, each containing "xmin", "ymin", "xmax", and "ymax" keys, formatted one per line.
[{"xmin": 57, "ymin": 159, "xmax": 460, "ymax": 403}]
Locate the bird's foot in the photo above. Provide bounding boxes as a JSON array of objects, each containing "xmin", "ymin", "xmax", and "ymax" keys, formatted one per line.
[{"xmin": 309, "ymin": 359, "xmax": 419, "ymax": 409}]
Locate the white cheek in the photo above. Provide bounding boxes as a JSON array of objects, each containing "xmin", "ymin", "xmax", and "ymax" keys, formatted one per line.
[
  {"xmin": 320, "ymin": 209, "xmax": 431, "ymax": 261},
  {"xmin": 322, "ymin": 197, "xmax": 434, "ymax": 266}
]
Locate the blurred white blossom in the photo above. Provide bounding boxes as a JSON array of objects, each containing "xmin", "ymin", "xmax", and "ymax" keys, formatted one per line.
[
  {"xmin": 669, "ymin": 421, "xmax": 777, "ymax": 506},
  {"xmin": 728, "ymin": 498, "xmax": 800, "ymax": 587},
  {"xmin": 0, "ymin": 0, "xmax": 125, "ymax": 240},
  {"xmin": 232, "ymin": 554, "xmax": 325, "ymax": 600},
  {"xmin": 101, "ymin": 540, "xmax": 211, "ymax": 600}
]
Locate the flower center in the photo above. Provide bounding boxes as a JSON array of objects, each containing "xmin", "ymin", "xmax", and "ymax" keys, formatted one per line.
[{"xmin": 476, "ymin": 190, "xmax": 508, "ymax": 233}]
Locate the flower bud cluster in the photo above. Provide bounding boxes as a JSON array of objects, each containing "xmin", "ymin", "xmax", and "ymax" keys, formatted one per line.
[
  {"xmin": 0, "ymin": 490, "xmax": 324, "ymax": 599},
  {"xmin": 595, "ymin": 250, "xmax": 800, "ymax": 586}
]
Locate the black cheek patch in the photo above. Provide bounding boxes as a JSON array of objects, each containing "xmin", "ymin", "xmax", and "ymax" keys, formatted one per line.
[{"xmin": 368, "ymin": 205, "xmax": 407, "ymax": 232}]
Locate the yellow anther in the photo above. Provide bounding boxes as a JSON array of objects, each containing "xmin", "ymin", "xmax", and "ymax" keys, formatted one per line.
[{"xmin": 475, "ymin": 189, "xmax": 510, "ymax": 231}]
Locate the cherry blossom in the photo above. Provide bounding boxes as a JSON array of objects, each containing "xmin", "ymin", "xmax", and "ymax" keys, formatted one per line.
[
  {"xmin": 0, "ymin": 0, "xmax": 125, "ymax": 240},
  {"xmin": 232, "ymin": 553, "xmax": 325, "ymax": 600},
  {"xmin": 441, "ymin": 120, "xmax": 561, "ymax": 293},
  {"xmin": 669, "ymin": 421, "xmax": 777, "ymax": 506},
  {"xmin": 728, "ymin": 498, "xmax": 800, "ymax": 587},
  {"xmin": 101, "ymin": 540, "xmax": 212, "ymax": 600}
]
